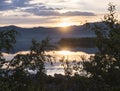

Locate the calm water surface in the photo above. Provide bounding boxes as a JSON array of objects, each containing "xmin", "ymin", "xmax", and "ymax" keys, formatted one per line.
[{"xmin": 3, "ymin": 50, "xmax": 93, "ymax": 76}]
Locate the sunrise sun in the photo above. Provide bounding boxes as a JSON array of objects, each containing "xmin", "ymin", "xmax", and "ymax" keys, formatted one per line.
[
  {"xmin": 59, "ymin": 22, "xmax": 72, "ymax": 27},
  {"xmin": 58, "ymin": 18, "xmax": 74, "ymax": 27}
]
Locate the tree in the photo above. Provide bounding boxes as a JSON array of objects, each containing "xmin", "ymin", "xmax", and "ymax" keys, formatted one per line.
[
  {"xmin": 60, "ymin": 56, "xmax": 73, "ymax": 77},
  {"xmin": 0, "ymin": 29, "xmax": 17, "ymax": 91},
  {"xmin": 7, "ymin": 38, "xmax": 54, "ymax": 91},
  {"xmin": 0, "ymin": 29, "xmax": 17, "ymax": 64},
  {"xmin": 83, "ymin": 3, "xmax": 120, "ymax": 91}
]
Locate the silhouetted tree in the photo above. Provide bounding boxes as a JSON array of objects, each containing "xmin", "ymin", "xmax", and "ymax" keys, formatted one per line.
[
  {"xmin": 60, "ymin": 56, "xmax": 73, "ymax": 77},
  {"xmin": 0, "ymin": 29, "xmax": 17, "ymax": 91},
  {"xmin": 83, "ymin": 3, "xmax": 120, "ymax": 91},
  {"xmin": 7, "ymin": 38, "xmax": 54, "ymax": 91}
]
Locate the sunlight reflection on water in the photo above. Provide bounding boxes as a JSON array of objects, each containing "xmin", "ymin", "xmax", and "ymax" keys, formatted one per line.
[{"xmin": 2, "ymin": 50, "xmax": 94, "ymax": 76}]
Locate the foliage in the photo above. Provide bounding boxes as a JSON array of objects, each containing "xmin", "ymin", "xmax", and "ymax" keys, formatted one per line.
[
  {"xmin": 1, "ymin": 3, "xmax": 120, "ymax": 91},
  {"xmin": 0, "ymin": 29, "xmax": 17, "ymax": 53},
  {"xmin": 0, "ymin": 29, "xmax": 17, "ymax": 66},
  {"xmin": 0, "ymin": 29, "xmax": 17, "ymax": 91},
  {"xmin": 1, "ymin": 38, "xmax": 54, "ymax": 91},
  {"xmin": 60, "ymin": 56, "xmax": 73, "ymax": 77},
  {"xmin": 83, "ymin": 3, "xmax": 120, "ymax": 91}
]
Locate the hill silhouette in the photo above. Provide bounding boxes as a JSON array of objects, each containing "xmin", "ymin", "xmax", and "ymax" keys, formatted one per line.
[{"xmin": 0, "ymin": 23, "xmax": 97, "ymax": 52}]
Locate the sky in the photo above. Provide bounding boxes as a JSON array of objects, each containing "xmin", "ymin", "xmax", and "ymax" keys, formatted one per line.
[{"xmin": 0, "ymin": 0, "xmax": 120, "ymax": 27}]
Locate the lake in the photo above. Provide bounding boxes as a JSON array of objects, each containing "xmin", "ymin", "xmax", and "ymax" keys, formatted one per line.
[{"xmin": 2, "ymin": 49, "xmax": 95, "ymax": 76}]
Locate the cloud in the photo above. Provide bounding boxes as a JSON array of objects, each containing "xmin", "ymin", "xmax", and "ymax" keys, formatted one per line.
[
  {"xmin": 52, "ymin": 0, "xmax": 69, "ymax": 3},
  {"xmin": 24, "ymin": 7, "xmax": 95, "ymax": 16},
  {"xmin": 0, "ymin": 0, "xmax": 14, "ymax": 11},
  {"xmin": 0, "ymin": 0, "xmax": 32, "ymax": 11},
  {"xmin": 0, "ymin": 0, "xmax": 95, "ymax": 17},
  {"xmin": 0, "ymin": 15, "xmax": 60, "ymax": 27},
  {"xmin": 25, "ymin": 10, "xmax": 60, "ymax": 16},
  {"xmin": 22, "ymin": 3, "xmax": 95, "ymax": 17},
  {"xmin": 12, "ymin": 0, "xmax": 31, "ymax": 7},
  {"xmin": 63, "ymin": 11, "xmax": 95, "ymax": 16},
  {"xmin": 24, "ymin": 6, "xmax": 59, "ymax": 16}
]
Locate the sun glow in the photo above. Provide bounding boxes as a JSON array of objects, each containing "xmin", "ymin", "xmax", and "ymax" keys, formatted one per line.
[
  {"xmin": 59, "ymin": 22, "xmax": 72, "ymax": 27},
  {"xmin": 58, "ymin": 50, "xmax": 73, "ymax": 55},
  {"xmin": 58, "ymin": 18, "xmax": 74, "ymax": 27}
]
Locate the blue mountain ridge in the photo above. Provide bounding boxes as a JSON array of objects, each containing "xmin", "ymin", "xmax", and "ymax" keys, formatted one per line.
[{"xmin": 0, "ymin": 23, "xmax": 97, "ymax": 53}]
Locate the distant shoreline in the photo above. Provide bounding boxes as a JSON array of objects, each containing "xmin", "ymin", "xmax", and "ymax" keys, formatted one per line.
[{"xmin": 58, "ymin": 37, "xmax": 96, "ymax": 48}]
